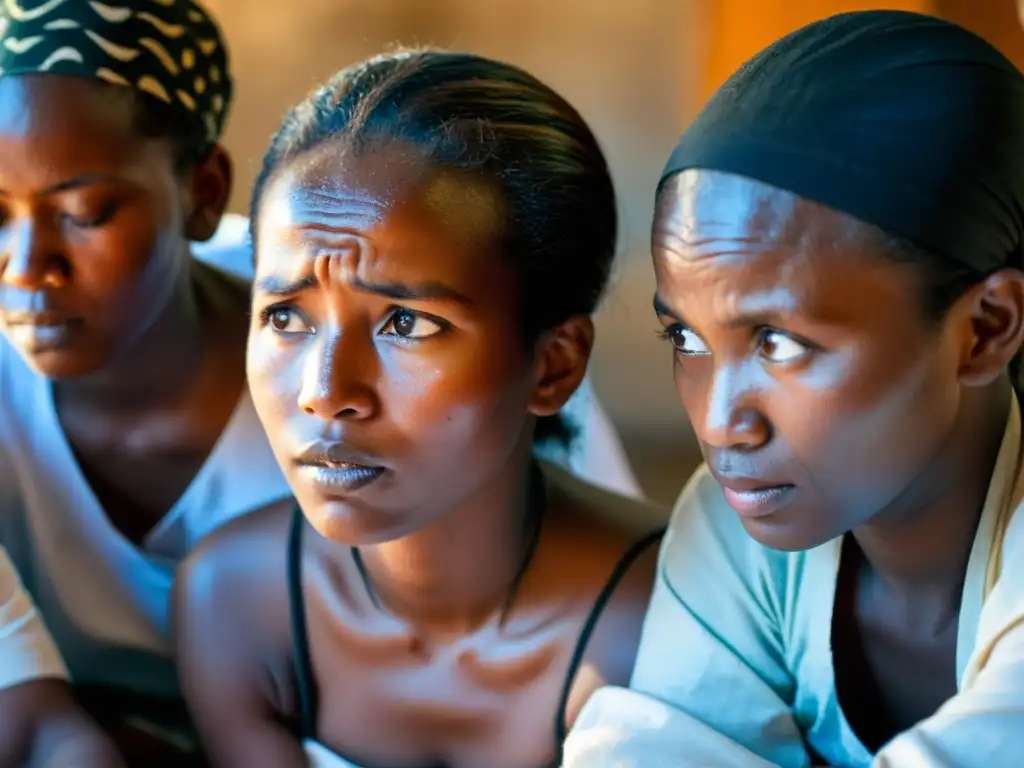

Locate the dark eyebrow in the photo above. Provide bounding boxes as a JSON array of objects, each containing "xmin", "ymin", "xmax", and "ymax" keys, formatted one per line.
[
  {"xmin": 254, "ymin": 273, "xmax": 474, "ymax": 305},
  {"xmin": 255, "ymin": 274, "xmax": 318, "ymax": 296},
  {"xmin": 653, "ymin": 294, "xmax": 680, "ymax": 320},
  {"xmin": 652, "ymin": 294, "xmax": 796, "ymax": 329}
]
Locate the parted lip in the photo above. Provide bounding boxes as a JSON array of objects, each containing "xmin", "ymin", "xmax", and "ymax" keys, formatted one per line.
[
  {"xmin": 293, "ymin": 439, "xmax": 386, "ymax": 469},
  {"xmin": 709, "ymin": 470, "xmax": 793, "ymax": 493}
]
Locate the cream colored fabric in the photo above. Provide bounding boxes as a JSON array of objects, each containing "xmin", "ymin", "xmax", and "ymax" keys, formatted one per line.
[
  {"xmin": 0, "ymin": 544, "xmax": 66, "ymax": 691},
  {"xmin": 564, "ymin": 398, "xmax": 1024, "ymax": 767}
]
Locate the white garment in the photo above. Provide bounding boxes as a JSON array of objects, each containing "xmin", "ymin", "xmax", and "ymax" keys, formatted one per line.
[
  {"xmin": 0, "ymin": 224, "xmax": 293, "ymax": 696},
  {"xmin": 0, "ymin": 544, "xmax": 65, "ymax": 691},
  {"xmin": 0, "ymin": 216, "xmax": 642, "ymax": 697},
  {"xmin": 303, "ymin": 739, "xmax": 361, "ymax": 768},
  {"xmin": 563, "ymin": 396, "xmax": 1024, "ymax": 767},
  {"xmin": 0, "ymin": 342, "xmax": 292, "ymax": 696}
]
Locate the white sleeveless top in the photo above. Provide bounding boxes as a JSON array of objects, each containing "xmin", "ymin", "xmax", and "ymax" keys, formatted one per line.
[
  {"xmin": 305, "ymin": 741, "xmax": 358, "ymax": 768},
  {"xmin": 0, "ymin": 215, "xmax": 643, "ymax": 698}
]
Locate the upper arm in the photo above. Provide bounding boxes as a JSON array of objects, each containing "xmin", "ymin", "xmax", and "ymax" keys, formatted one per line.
[
  {"xmin": 0, "ymin": 550, "xmax": 121, "ymax": 767},
  {"xmin": 0, "ymin": 545, "xmax": 65, "ymax": 694},
  {"xmin": 173, "ymin": 527, "xmax": 307, "ymax": 768},
  {"xmin": 562, "ymin": 532, "xmax": 660, "ymax": 728},
  {"xmin": 563, "ymin": 468, "xmax": 809, "ymax": 767}
]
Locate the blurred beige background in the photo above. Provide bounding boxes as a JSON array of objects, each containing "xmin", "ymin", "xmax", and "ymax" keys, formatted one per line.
[{"xmin": 205, "ymin": 0, "xmax": 1024, "ymax": 505}]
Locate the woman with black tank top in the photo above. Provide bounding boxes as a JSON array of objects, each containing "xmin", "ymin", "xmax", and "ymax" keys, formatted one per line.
[{"xmin": 173, "ymin": 49, "xmax": 665, "ymax": 768}]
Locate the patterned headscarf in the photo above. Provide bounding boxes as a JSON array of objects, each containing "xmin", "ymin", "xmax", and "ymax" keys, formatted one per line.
[{"xmin": 0, "ymin": 0, "xmax": 232, "ymax": 145}]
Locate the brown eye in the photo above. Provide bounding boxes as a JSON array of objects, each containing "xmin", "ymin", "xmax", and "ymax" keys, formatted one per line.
[
  {"xmin": 381, "ymin": 308, "xmax": 445, "ymax": 340},
  {"xmin": 262, "ymin": 306, "xmax": 311, "ymax": 334},
  {"xmin": 757, "ymin": 328, "xmax": 809, "ymax": 363},
  {"xmin": 660, "ymin": 324, "xmax": 710, "ymax": 356},
  {"xmin": 392, "ymin": 309, "xmax": 415, "ymax": 336},
  {"xmin": 270, "ymin": 309, "xmax": 291, "ymax": 331}
]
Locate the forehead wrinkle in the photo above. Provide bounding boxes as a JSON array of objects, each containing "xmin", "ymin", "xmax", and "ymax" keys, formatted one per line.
[
  {"xmin": 658, "ymin": 172, "xmax": 793, "ymax": 263},
  {"xmin": 303, "ymin": 228, "xmax": 382, "ymax": 292},
  {"xmin": 659, "ymin": 170, "xmax": 882, "ymax": 278}
]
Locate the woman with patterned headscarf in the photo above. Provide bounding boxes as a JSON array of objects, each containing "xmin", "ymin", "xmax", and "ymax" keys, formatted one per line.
[{"xmin": 0, "ymin": 0, "xmax": 293, "ymax": 763}]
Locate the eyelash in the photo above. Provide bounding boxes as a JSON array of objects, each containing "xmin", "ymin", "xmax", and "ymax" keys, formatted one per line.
[
  {"xmin": 63, "ymin": 202, "xmax": 118, "ymax": 229},
  {"xmin": 657, "ymin": 324, "xmax": 817, "ymax": 359},
  {"xmin": 257, "ymin": 304, "xmax": 450, "ymax": 339}
]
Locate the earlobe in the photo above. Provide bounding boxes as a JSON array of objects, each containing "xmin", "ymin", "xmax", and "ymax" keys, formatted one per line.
[
  {"xmin": 185, "ymin": 144, "xmax": 233, "ymax": 242},
  {"xmin": 958, "ymin": 269, "xmax": 1024, "ymax": 387},
  {"xmin": 528, "ymin": 316, "xmax": 595, "ymax": 417}
]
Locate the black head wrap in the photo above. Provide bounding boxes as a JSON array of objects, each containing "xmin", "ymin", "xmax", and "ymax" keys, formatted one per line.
[
  {"xmin": 662, "ymin": 10, "xmax": 1024, "ymax": 273},
  {"xmin": 0, "ymin": 0, "xmax": 232, "ymax": 146}
]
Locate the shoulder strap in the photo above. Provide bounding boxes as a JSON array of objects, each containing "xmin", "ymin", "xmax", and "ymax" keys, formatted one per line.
[
  {"xmin": 552, "ymin": 527, "xmax": 665, "ymax": 747},
  {"xmin": 287, "ymin": 504, "xmax": 318, "ymax": 740}
]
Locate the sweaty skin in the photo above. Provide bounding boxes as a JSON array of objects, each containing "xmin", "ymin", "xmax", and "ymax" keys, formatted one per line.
[
  {"xmin": 653, "ymin": 169, "xmax": 1021, "ymax": 747},
  {"xmin": 0, "ymin": 74, "xmax": 244, "ymax": 544},
  {"xmin": 175, "ymin": 144, "xmax": 662, "ymax": 768},
  {"xmin": 0, "ymin": 73, "xmax": 245, "ymax": 762}
]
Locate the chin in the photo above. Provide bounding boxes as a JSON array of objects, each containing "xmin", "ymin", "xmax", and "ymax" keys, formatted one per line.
[
  {"xmin": 302, "ymin": 497, "xmax": 419, "ymax": 546},
  {"xmin": 15, "ymin": 349, "xmax": 106, "ymax": 380},
  {"xmin": 738, "ymin": 512, "xmax": 837, "ymax": 553}
]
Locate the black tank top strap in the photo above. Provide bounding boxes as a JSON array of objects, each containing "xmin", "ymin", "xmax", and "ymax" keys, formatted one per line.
[
  {"xmin": 551, "ymin": 527, "xmax": 665, "ymax": 752},
  {"xmin": 287, "ymin": 504, "xmax": 318, "ymax": 741}
]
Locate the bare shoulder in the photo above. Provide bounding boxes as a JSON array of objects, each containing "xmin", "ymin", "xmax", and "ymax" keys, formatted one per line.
[
  {"xmin": 174, "ymin": 498, "xmax": 296, "ymax": 660},
  {"xmin": 540, "ymin": 464, "xmax": 665, "ymax": 724},
  {"xmin": 541, "ymin": 460, "xmax": 665, "ymax": 583}
]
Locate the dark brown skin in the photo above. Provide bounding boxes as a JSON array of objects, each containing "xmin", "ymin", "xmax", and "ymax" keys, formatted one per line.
[
  {"xmin": 174, "ymin": 143, "xmax": 658, "ymax": 768},
  {"xmin": 652, "ymin": 169, "xmax": 1024, "ymax": 754},
  {"xmin": 0, "ymin": 73, "xmax": 246, "ymax": 544},
  {"xmin": 0, "ymin": 679, "xmax": 124, "ymax": 767},
  {"xmin": 0, "ymin": 74, "xmax": 243, "ymax": 759}
]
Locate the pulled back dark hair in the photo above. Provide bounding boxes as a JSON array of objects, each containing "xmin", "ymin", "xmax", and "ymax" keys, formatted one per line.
[{"xmin": 250, "ymin": 49, "xmax": 618, "ymax": 448}]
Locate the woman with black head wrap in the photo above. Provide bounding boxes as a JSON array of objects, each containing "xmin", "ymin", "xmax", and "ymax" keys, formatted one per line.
[{"xmin": 563, "ymin": 10, "xmax": 1024, "ymax": 768}]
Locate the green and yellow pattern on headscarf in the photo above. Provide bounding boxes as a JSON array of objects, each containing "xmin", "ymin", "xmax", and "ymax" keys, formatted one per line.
[{"xmin": 0, "ymin": 0, "xmax": 232, "ymax": 144}]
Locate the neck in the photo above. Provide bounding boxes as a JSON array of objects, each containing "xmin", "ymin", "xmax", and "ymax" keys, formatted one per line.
[
  {"xmin": 852, "ymin": 381, "xmax": 1014, "ymax": 594},
  {"xmin": 54, "ymin": 256, "xmax": 211, "ymax": 413},
  {"xmin": 358, "ymin": 439, "xmax": 542, "ymax": 635}
]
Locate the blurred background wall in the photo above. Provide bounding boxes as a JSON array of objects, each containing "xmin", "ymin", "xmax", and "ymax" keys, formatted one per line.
[{"xmin": 205, "ymin": 0, "xmax": 1024, "ymax": 505}]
